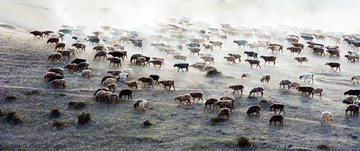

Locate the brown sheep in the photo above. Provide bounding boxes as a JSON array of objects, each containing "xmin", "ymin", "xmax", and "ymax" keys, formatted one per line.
[
  {"xmin": 72, "ymin": 43, "xmax": 86, "ymax": 52},
  {"xmin": 209, "ymin": 41, "xmax": 223, "ymax": 49},
  {"xmin": 48, "ymin": 67, "xmax": 64, "ymax": 75},
  {"xmin": 138, "ymin": 77, "xmax": 154, "ymax": 87},
  {"xmin": 190, "ymin": 63, "xmax": 205, "ymax": 70},
  {"xmin": 55, "ymin": 43, "xmax": 66, "ymax": 50},
  {"xmin": 190, "ymin": 92, "xmax": 204, "ymax": 102},
  {"xmin": 125, "ymin": 81, "xmax": 138, "ymax": 90},
  {"xmin": 215, "ymin": 100, "xmax": 233, "ymax": 109},
  {"xmin": 130, "ymin": 54, "xmax": 143, "ymax": 63},
  {"xmin": 220, "ymin": 35, "xmax": 227, "ymax": 40},
  {"xmin": 291, "ymin": 42, "xmax": 304, "ymax": 48},
  {"xmin": 188, "ymin": 47, "xmax": 201, "ymax": 55},
  {"xmin": 270, "ymin": 103, "xmax": 285, "ymax": 114},
  {"xmin": 269, "ymin": 114, "xmax": 284, "ymax": 126},
  {"xmin": 313, "ymin": 88, "xmax": 323, "ymax": 97},
  {"xmin": 344, "ymin": 55, "xmax": 359, "ymax": 62},
  {"xmin": 249, "ymin": 87, "xmax": 264, "ymax": 97},
  {"xmin": 30, "ymin": 31, "xmax": 43, "ymax": 39},
  {"xmin": 224, "ymin": 56, "xmax": 236, "ymax": 64},
  {"xmin": 228, "ymin": 53, "xmax": 241, "ymax": 62},
  {"xmin": 57, "ymin": 50, "xmax": 72, "ymax": 60},
  {"xmin": 47, "ymin": 53, "xmax": 63, "ymax": 62},
  {"xmin": 289, "ymin": 82, "xmax": 301, "ymax": 89},
  {"xmin": 94, "ymin": 50, "xmax": 107, "ymax": 60},
  {"xmin": 247, "ymin": 105, "xmax": 261, "ymax": 116},
  {"xmin": 312, "ymin": 48, "xmax": 325, "ymax": 56},
  {"xmin": 279, "ymin": 80, "xmax": 291, "ymax": 89},
  {"xmin": 93, "ymin": 44, "xmax": 105, "ymax": 51},
  {"xmin": 346, "ymin": 104, "xmax": 359, "ymax": 116},
  {"xmin": 326, "ymin": 49, "xmax": 340, "ymax": 58},
  {"xmin": 173, "ymin": 55, "xmax": 187, "ymax": 61},
  {"xmin": 49, "ymin": 79, "xmax": 65, "ymax": 89},
  {"xmin": 202, "ymin": 44, "xmax": 214, "ymax": 51},
  {"xmin": 64, "ymin": 64, "xmax": 78, "ymax": 73},
  {"xmin": 342, "ymin": 96, "xmax": 357, "ymax": 104},
  {"xmin": 260, "ymin": 56, "xmax": 276, "ymax": 65},
  {"xmin": 201, "ymin": 56, "xmax": 214, "ymax": 65},
  {"xmin": 297, "ymin": 86, "xmax": 314, "ymax": 96},
  {"xmin": 287, "ymin": 47, "xmax": 302, "ymax": 55},
  {"xmin": 174, "ymin": 94, "xmax": 191, "ymax": 106},
  {"xmin": 47, "ymin": 38, "xmax": 59, "ymax": 46},
  {"xmin": 245, "ymin": 59, "xmax": 261, "ymax": 69},
  {"xmin": 134, "ymin": 99, "xmax": 148, "ymax": 111},
  {"xmin": 149, "ymin": 60, "xmax": 165, "ymax": 68},
  {"xmin": 218, "ymin": 108, "xmax": 231, "ymax": 119},
  {"xmin": 260, "ymin": 75, "xmax": 271, "ymax": 83},
  {"xmin": 94, "ymin": 87, "xmax": 109, "ymax": 97},
  {"xmin": 229, "ymin": 85, "xmax": 244, "ymax": 94},
  {"xmin": 106, "ymin": 46, "xmax": 116, "ymax": 51},
  {"xmin": 268, "ymin": 44, "xmax": 283, "ymax": 53},
  {"xmin": 101, "ymin": 75, "xmax": 115, "ymax": 84},
  {"xmin": 108, "ymin": 57, "xmax": 121, "ymax": 67},
  {"xmin": 294, "ymin": 57, "xmax": 308, "ymax": 65},
  {"xmin": 106, "ymin": 83, "xmax": 117, "ymax": 93},
  {"xmin": 136, "ymin": 57, "xmax": 146, "ymax": 66},
  {"xmin": 205, "ymin": 98, "xmax": 218, "ymax": 109},
  {"xmin": 158, "ymin": 80, "xmax": 175, "ymax": 90},
  {"xmin": 325, "ymin": 62, "xmax": 341, "ymax": 72}
]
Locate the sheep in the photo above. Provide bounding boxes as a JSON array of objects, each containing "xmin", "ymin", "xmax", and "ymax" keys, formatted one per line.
[
  {"xmin": 48, "ymin": 67, "xmax": 64, "ymax": 75},
  {"xmin": 260, "ymin": 56, "xmax": 276, "ymax": 65},
  {"xmin": 44, "ymin": 72, "xmax": 59, "ymax": 80},
  {"xmin": 186, "ymin": 43, "xmax": 200, "ymax": 48},
  {"xmin": 134, "ymin": 99, "xmax": 148, "ymax": 111},
  {"xmin": 158, "ymin": 80, "xmax": 175, "ymax": 90},
  {"xmin": 249, "ymin": 87, "xmax": 264, "ymax": 97},
  {"xmin": 103, "ymin": 78, "xmax": 115, "ymax": 86},
  {"xmin": 205, "ymin": 98, "xmax": 218, "ymax": 109},
  {"xmin": 320, "ymin": 111, "xmax": 333, "ymax": 123},
  {"xmin": 299, "ymin": 73, "xmax": 314, "ymax": 83},
  {"xmin": 188, "ymin": 47, "xmax": 201, "ymax": 55},
  {"xmin": 71, "ymin": 58, "xmax": 86, "ymax": 64},
  {"xmin": 130, "ymin": 54, "xmax": 143, "ymax": 63},
  {"xmin": 64, "ymin": 64, "xmax": 78, "ymax": 73},
  {"xmin": 173, "ymin": 63, "xmax": 189, "ymax": 72},
  {"xmin": 209, "ymin": 41, "xmax": 222, "ymax": 48},
  {"xmin": 106, "ymin": 83, "xmax": 117, "ymax": 93},
  {"xmin": 344, "ymin": 89, "xmax": 360, "ymax": 98},
  {"xmin": 55, "ymin": 43, "xmax": 66, "ymax": 50},
  {"xmin": 287, "ymin": 47, "xmax": 302, "ymax": 55},
  {"xmin": 218, "ymin": 108, "xmax": 231, "ymax": 119},
  {"xmin": 294, "ymin": 57, "xmax": 308, "ymax": 65},
  {"xmin": 93, "ymin": 44, "xmax": 105, "ymax": 51},
  {"xmin": 173, "ymin": 55, "xmax": 187, "ymax": 61},
  {"xmin": 138, "ymin": 77, "xmax": 154, "ymax": 87},
  {"xmin": 125, "ymin": 81, "xmax": 138, "ymax": 90},
  {"xmin": 57, "ymin": 50, "xmax": 72, "ymax": 60},
  {"xmin": 345, "ymin": 104, "xmax": 359, "ymax": 116},
  {"xmin": 228, "ymin": 85, "xmax": 244, "ymax": 94},
  {"xmin": 149, "ymin": 60, "xmax": 164, "ymax": 68},
  {"xmin": 77, "ymin": 62, "xmax": 89, "ymax": 71},
  {"xmin": 247, "ymin": 105, "xmax": 261, "ymax": 116},
  {"xmin": 190, "ymin": 63, "xmax": 205, "ymax": 70},
  {"xmin": 81, "ymin": 70, "xmax": 91, "ymax": 79},
  {"xmin": 260, "ymin": 75, "xmax": 271, "ymax": 83},
  {"xmin": 44, "ymin": 72, "xmax": 64, "ymax": 82},
  {"xmin": 94, "ymin": 87, "xmax": 109, "ymax": 97},
  {"xmin": 106, "ymin": 46, "xmax": 116, "ymax": 51},
  {"xmin": 279, "ymin": 80, "xmax": 291, "ymax": 89},
  {"xmin": 312, "ymin": 48, "xmax": 325, "ymax": 56},
  {"xmin": 174, "ymin": 94, "xmax": 191, "ymax": 106},
  {"xmin": 117, "ymin": 73, "xmax": 129, "ymax": 82},
  {"xmin": 228, "ymin": 53, "xmax": 241, "ymax": 62},
  {"xmin": 354, "ymin": 101, "xmax": 360, "ymax": 106},
  {"xmin": 47, "ymin": 53, "xmax": 63, "ymax": 62},
  {"xmin": 107, "ymin": 70, "xmax": 121, "ymax": 77},
  {"xmin": 325, "ymin": 62, "xmax": 341, "ymax": 72},
  {"xmin": 121, "ymin": 68, "xmax": 133, "ymax": 76},
  {"xmin": 245, "ymin": 59, "xmax": 261, "ymax": 69},
  {"xmin": 326, "ymin": 49, "xmax": 340, "ymax": 58},
  {"xmin": 270, "ymin": 103, "xmax": 285, "ymax": 114},
  {"xmin": 224, "ymin": 56, "xmax": 236, "ymax": 64},
  {"xmin": 190, "ymin": 92, "xmax": 204, "ymax": 102},
  {"xmin": 108, "ymin": 57, "xmax": 121, "ymax": 67},
  {"xmin": 344, "ymin": 55, "xmax": 359, "ymax": 62},
  {"xmin": 244, "ymin": 51, "xmax": 258, "ymax": 59},
  {"xmin": 313, "ymin": 88, "xmax": 323, "ymax": 97},
  {"xmin": 95, "ymin": 90, "xmax": 108, "ymax": 102},
  {"xmin": 233, "ymin": 40, "xmax": 248, "ymax": 48},
  {"xmin": 268, "ymin": 44, "xmax": 283, "ymax": 53},
  {"xmin": 119, "ymin": 89, "xmax": 132, "ymax": 100},
  {"xmin": 149, "ymin": 75, "xmax": 160, "ymax": 84},
  {"xmin": 135, "ymin": 57, "xmax": 146, "ymax": 66},
  {"xmin": 94, "ymin": 50, "xmax": 107, "ymax": 60},
  {"xmin": 297, "ymin": 86, "xmax": 314, "ymax": 97},
  {"xmin": 101, "ymin": 75, "xmax": 115, "ymax": 84},
  {"xmin": 30, "ymin": 31, "xmax": 43, "ymax": 39},
  {"xmin": 342, "ymin": 96, "xmax": 357, "ymax": 104},
  {"xmin": 241, "ymin": 72, "xmax": 251, "ymax": 79},
  {"xmin": 200, "ymin": 56, "xmax": 214, "ymax": 65},
  {"xmin": 49, "ymin": 79, "xmax": 65, "ymax": 89},
  {"xmin": 351, "ymin": 75, "xmax": 360, "ymax": 83},
  {"xmin": 202, "ymin": 44, "xmax": 214, "ymax": 51},
  {"xmin": 47, "ymin": 38, "xmax": 59, "ymax": 46},
  {"xmin": 72, "ymin": 43, "xmax": 86, "ymax": 52},
  {"xmin": 269, "ymin": 114, "xmax": 284, "ymax": 126}
]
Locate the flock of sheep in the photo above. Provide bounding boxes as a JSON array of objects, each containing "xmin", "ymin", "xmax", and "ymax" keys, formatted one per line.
[{"xmin": 31, "ymin": 17, "xmax": 360, "ymax": 127}]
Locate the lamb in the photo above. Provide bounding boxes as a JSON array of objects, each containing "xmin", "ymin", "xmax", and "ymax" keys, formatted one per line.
[
  {"xmin": 247, "ymin": 105, "xmax": 261, "ymax": 116},
  {"xmin": 81, "ymin": 70, "xmax": 91, "ymax": 78},
  {"xmin": 205, "ymin": 98, "xmax": 218, "ymax": 109},
  {"xmin": 72, "ymin": 43, "xmax": 86, "ymax": 52},
  {"xmin": 299, "ymin": 73, "xmax": 314, "ymax": 83},
  {"xmin": 228, "ymin": 85, "xmax": 244, "ymax": 94},
  {"xmin": 325, "ymin": 62, "xmax": 341, "ymax": 72},
  {"xmin": 294, "ymin": 57, "xmax": 308, "ymax": 65},
  {"xmin": 138, "ymin": 77, "xmax": 154, "ymax": 87},
  {"xmin": 244, "ymin": 51, "xmax": 258, "ymax": 59},
  {"xmin": 30, "ymin": 31, "xmax": 43, "ymax": 39},
  {"xmin": 228, "ymin": 53, "xmax": 241, "ymax": 62},
  {"xmin": 49, "ymin": 79, "xmax": 65, "ymax": 89},
  {"xmin": 64, "ymin": 64, "xmax": 78, "ymax": 73},
  {"xmin": 188, "ymin": 47, "xmax": 201, "ymax": 55},
  {"xmin": 117, "ymin": 73, "xmax": 129, "ymax": 82},
  {"xmin": 313, "ymin": 88, "xmax": 323, "ymax": 97},
  {"xmin": 351, "ymin": 75, "xmax": 360, "ymax": 83},
  {"xmin": 241, "ymin": 72, "xmax": 251, "ymax": 79},
  {"xmin": 134, "ymin": 99, "xmax": 148, "ymax": 111},
  {"xmin": 342, "ymin": 96, "xmax": 357, "ymax": 104},
  {"xmin": 94, "ymin": 50, "xmax": 107, "ymax": 60},
  {"xmin": 269, "ymin": 114, "xmax": 284, "ymax": 126},
  {"xmin": 106, "ymin": 83, "xmax": 117, "ymax": 92},
  {"xmin": 287, "ymin": 47, "xmax": 302, "ymax": 55},
  {"xmin": 158, "ymin": 80, "xmax": 175, "ymax": 90},
  {"xmin": 149, "ymin": 75, "xmax": 160, "ymax": 84},
  {"xmin": 260, "ymin": 56, "xmax": 276, "ymax": 65},
  {"xmin": 320, "ymin": 111, "xmax": 333, "ymax": 123},
  {"xmin": 47, "ymin": 53, "xmax": 63, "ymax": 62},
  {"xmin": 103, "ymin": 78, "xmax": 115, "ymax": 86},
  {"xmin": 173, "ymin": 63, "xmax": 189, "ymax": 72},
  {"xmin": 55, "ymin": 43, "xmax": 66, "ymax": 50},
  {"xmin": 218, "ymin": 108, "xmax": 231, "ymax": 119},
  {"xmin": 249, "ymin": 87, "xmax": 264, "ymax": 97},
  {"xmin": 108, "ymin": 57, "xmax": 121, "ymax": 67},
  {"xmin": 190, "ymin": 92, "xmax": 204, "ymax": 102},
  {"xmin": 344, "ymin": 89, "xmax": 360, "ymax": 98},
  {"xmin": 279, "ymin": 80, "xmax": 291, "ymax": 89},
  {"xmin": 224, "ymin": 56, "xmax": 237, "ymax": 64},
  {"xmin": 47, "ymin": 38, "xmax": 59, "ymax": 46},
  {"xmin": 297, "ymin": 86, "xmax": 314, "ymax": 97},
  {"xmin": 174, "ymin": 94, "xmax": 191, "ymax": 106},
  {"xmin": 260, "ymin": 75, "xmax": 271, "ymax": 83},
  {"xmin": 346, "ymin": 104, "xmax": 359, "ymax": 116},
  {"xmin": 200, "ymin": 56, "xmax": 214, "ymax": 65},
  {"xmin": 245, "ymin": 59, "xmax": 261, "ymax": 69},
  {"xmin": 149, "ymin": 60, "xmax": 165, "ymax": 68},
  {"xmin": 119, "ymin": 89, "xmax": 132, "ymax": 100},
  {"xmin": 125, "ymin": 81, "xmax": 138, "ymax": 90},
  {"xmin": 270, "ymin": 103, "xmax": 285, "ymax": 114},
  {"xmin": 209, "ymin": 41, "xmax": 223, "ymax": 48}
]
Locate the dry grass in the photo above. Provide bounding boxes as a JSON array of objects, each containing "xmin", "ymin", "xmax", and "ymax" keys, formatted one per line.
[{"xmin": 236, "ymin": 135, "xmax": 255, "ymax": 147}]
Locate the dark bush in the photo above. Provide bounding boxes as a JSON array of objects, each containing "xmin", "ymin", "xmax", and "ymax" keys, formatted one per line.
[
  {"xmin": 53, "ymin": 119, "xmax": 64, "ymax": 128},
  {"xmin": 77, "ymin": 112, "xmax": 91, "ymax": 125},
  {"xmin": 50, "ymin": 108, "xmax": 61, "ymax": 118},
  {"xmin": 143, "ymin": 120, "xmax": 153, "ymax": 126},
  {"xmin": 68, "ymin": 101, "xmax": 86, "ymax": 109},
  {"xmin": 236, "ymin": 135, "xmax": 255, "ymax": 147},
  {"xmin": 5, "ymin": 111, "xmax": 21, "ymax": 124},
  {"xmin": 5, "ymin": 94, "xmax": 16, "ymax": 100},
  {"xmin": 206, "ymin": 69, "xmax": 221, "ymax": 77}
]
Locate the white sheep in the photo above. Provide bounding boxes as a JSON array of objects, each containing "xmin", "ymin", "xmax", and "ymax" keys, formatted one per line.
[
  {"xmin": 81, "ymin": 70, "xmax": 91, "ymax": 79},
  {"xmin": 241, "ymin": 72, "xmax": 251, "ymax": 79},
  {"xmin": 134, "ymin": 99, "xmax": 148, "ymax": 111},
  {"xmin": 351, "ymin": 75, "xmax": 360, "ymax": 83},
  {"xmin": 103, "ymin": 78, "xmax": 115, "ymax": 86},
  {"xmin": 320, "ymin": 111, "xmax": 333, "ymax": 123},
  {"xmin": 300, "ymin": 73, "xmax": 314, "ymax": 83},
  {"xmin": 118, "ymin": 73, "xmax": 129, "ymax": 82},
  {"xmin": 121, "ymin": 68, "xmax": 133, "ymax": 76}
]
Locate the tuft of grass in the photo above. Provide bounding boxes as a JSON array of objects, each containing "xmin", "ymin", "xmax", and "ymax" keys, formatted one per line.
[
  {"xmin": 5, "ymin": 111, "xmax": 21, "ymax": 124},
  {"xmin": 53, "ymin": 119, "xmax": 64, "ymax": 128},
  {"xmin": 236, "ymin": 135, "xmax": 255, "ymax": 147},
  {"xmin": 59, "ymin": 93, "xmax": 66, "ymax": 96},
  {"xmin": 210, "ymin": 116, "xmax": 226, "ymax": 126},
  {"xmin": 77, "ymin": 112, "xmax": 91, "ymax": 125},
  {"xmin": 0, "ymin": 109, "xmax": 3, "ymax": 116},
  {"xmin": 260, "ymin": 98, "xmax": 267, "ymax": 102},
  {"xmin": 316, "ymin": 144, "xmax": 331, "ymax": 150},
  {"xmin": 68, "ymin": 101, "xmax": 86, "ymax": 109},
  {"xmin": 143, "ymin": 120, "xmax": 153, "ymax": 126},
  {"xmin": 5, "ymin": 94, "xmax": 16, "ymax": 100},
  {"xmin": 50, "ymin": 108, "xmax": 61, "ymax": 119},
  {"xmin": 206, "ymin": 69, "xmax": 221, "ymax": 77}
]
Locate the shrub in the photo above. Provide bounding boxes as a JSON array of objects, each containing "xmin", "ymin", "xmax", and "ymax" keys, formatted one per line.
[
  {"xmin": 143, "ymin": 120, "xmax": 153, "ymax": 126},
  {"xmin": 5, "ymin": 111, "xmax": 21, "ymax": 124},
  {"xmin": 260, "ymin": 98, "xmax": 267, "ymax": 102},
  {"xmin": 236, "ymin": 135, "xmax": 255, "ymax": 147},
  {"xmin": 0, "ymin": 109, "xmax": 3, "ymax": 116},
  {"xmin": 209, "ymin": 116, "xmax": 226, "ymax": 126},
  {"xmin": 53, "ymin": 119, "xmax": 64, "ymax": 128},
  {"xmin": 5, "ymin": 94, "xmax": 16, "ymax": 100},
  {"xmin": 68, "ymin": 101, "xmax": 86, "ymax": 109},
  {"xmin": 77, "ymin": 112, "xmax": 91, "ymax": 125},
  {"xmin": 50, "ymin": 108, "xmax": 61, "ymax": 118},
  {"xmin": 316, "ymin": 144, "xmax": 330, "ymax": 150},
  {"xmin": 206, "ymin": 69, "xmax": 221, "ymax": 77}
]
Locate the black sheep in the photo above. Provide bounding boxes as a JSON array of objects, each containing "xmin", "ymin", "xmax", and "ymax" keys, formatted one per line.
[
  {"xmin": 71, "ymin": 58, "xmax": 86, "ymax": 64},
  {"xmin": 48, "ymin": 75, "xmax": 64, "ymax": 82},
  {"xmin": 344, "ymin": 89, "xmax": 360, "ymax": 98},
  {"xmin": 149, "ymin": 75, "xmax": 160, "ymax": 83},
  {"xmin": 173, "ymin": 63, "xmax": 189, "ymax": 72},
  {"xmin": 108, "ymin": 51, "xmax": 124, "ymax": 60},
  {"xmin": 119, "ymin": 89, "xmax": 132, "ymax": 100},
  {"xmin": 270, "ymin": 103, "xmax": 285, "ymax": 114}
]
